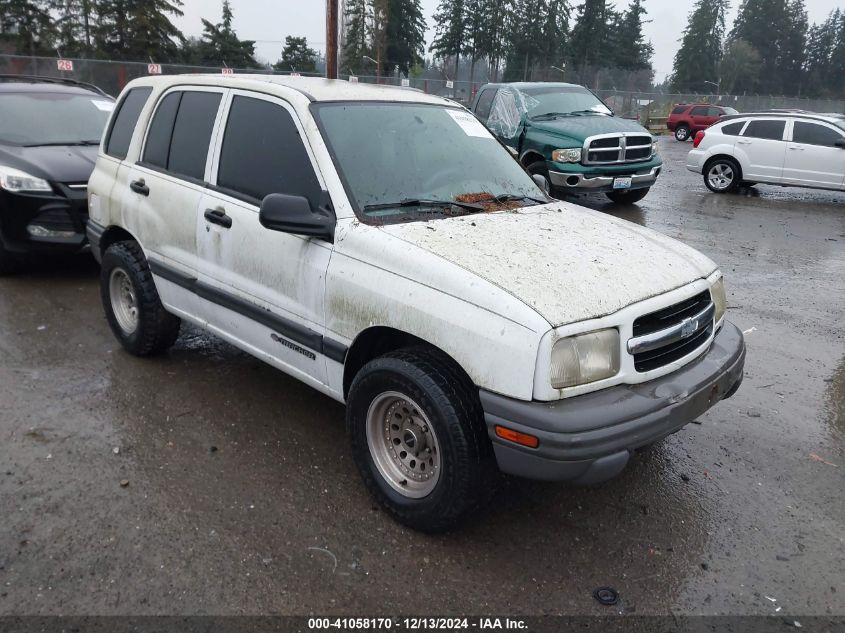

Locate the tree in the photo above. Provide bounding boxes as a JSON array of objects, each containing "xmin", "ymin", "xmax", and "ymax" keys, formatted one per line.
[
  {"xmin": 384, "ymin": 0, "xmax": 426, "ymax": 76},
  {"xmin": 780, "ymin": 0, "xmax": 808, "ymax": 94},
  {"xmin": 0, "ymin": 0, "xmax": 54, "ymax": 55},
  {"xmin": 341, "ymin": 0, "xmax": 372, "ymax": 75},
  {"xmin": 50, "ymin": 0, "xmax": 95, "ymax": 55},
  {"xmin": 198, "ymin": 0, "xmax": 258, "ymax": 68},
  {"xmin": 430, "ymin": 0, "xmax": 465, "ymax": 79},
  {"xmin": 828, "ymin": 10, "xmax": 845, "ymax": 94},
  {"xmin": 613, "ymin": 0, "xmax": 652, "ymax": 72},
  {"xmin": 720, "ymin": 38, "xmax": 762, "ymax": 94},
  {"xmin": 567, "ymin": 0, "xmax": 609, "ymax": 86},
  {"xmin": 539, "ymin": 0, "xmax": 569, "ymax": 78},
  {"xmin": 274, "ymin": 35, "xmax": 318, "ymax": 73},
  {"xmin": 670, "ymin": 0, "xmax": 728, "ymax": 93},
  {"xmin": 95, "ymin": 0, "xmax": 184, "ymax": 62}
]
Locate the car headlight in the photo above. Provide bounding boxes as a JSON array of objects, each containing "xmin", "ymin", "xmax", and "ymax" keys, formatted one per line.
[
  {"xmin": 550, "ymin": 328, "xmax": 620, "ymax": 389},
  {"xmin": 711, "ymin": 276, "xmax": 726, "ymax": 323},
  {"xmin": 651, "ymin": 141, "xmax": 659, "ymax": 155},
  {"xmin": 0, "ymin": 165, "xmax": 52, "ymax": 193},
  {"xmin": 551, "ymin": 148, "xmax": 581, "ymax": 163}
]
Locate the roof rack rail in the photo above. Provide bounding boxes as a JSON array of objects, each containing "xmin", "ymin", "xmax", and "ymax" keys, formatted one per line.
[{"xmin": 0, "ymin": 74, "xmax": 109, "ymax": 97}]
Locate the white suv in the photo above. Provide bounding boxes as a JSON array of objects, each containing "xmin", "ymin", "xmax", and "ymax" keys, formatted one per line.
[
  {"xmin": 87, "ymin": 75, "xmax": 745, "ymax": 531},
  {"xmin": 686, "ymin": 112, "xmax": 845, "ymax": 193}
]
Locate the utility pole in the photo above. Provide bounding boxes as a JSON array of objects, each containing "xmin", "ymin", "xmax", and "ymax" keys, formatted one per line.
[{"xmin": 326, "ymin": 0, "xmax": 339, "ymax": 79}]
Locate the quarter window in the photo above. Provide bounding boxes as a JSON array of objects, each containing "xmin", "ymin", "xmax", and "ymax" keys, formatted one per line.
[
  {"xmin": 721, "ymin": 121, "xmax": 745, "ymax": 136},
  {"xmin": 216, "ymin": 96, "xmax": 321, "ymax": 205},
  {"xmin": 671, "ymin": 105, "xmax": 687, "ymax": 115},
  {"xmin": 708, "ymin": 107, "xmax": 724, "ymax": 117},
  {"xmin": 105, "ymin": 87, "xmax": 152, "ymax": 159},
  {"xmin": 690, "ymin": 106, "xmax": 709, "ymax": 116},
  {"xmin": 743, "ymin": 120, "xmax": 786, "ymax": 141},
  {"xmin": 792, "ymin": 121, "xmax": 843, "ymax": 147}
]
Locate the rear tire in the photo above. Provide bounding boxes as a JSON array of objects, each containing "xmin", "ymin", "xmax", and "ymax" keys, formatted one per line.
[
  {"xmin": 674, "ymin": 126, "xmax": 690, "ymax": 141},
  {"xmin": 704, "ymin": 157, "xmax": 741, "ymax": 193},
  {"xmin": 347, "ymin": 347, "xmax": 495, "ymax": 533},
  {"xmin": 100, "ymin": 240, "xmax": 180, "ymax": 356},
  {"xmin": 605, "ymin": 187, "xmax": 649, "ymax": 204}
]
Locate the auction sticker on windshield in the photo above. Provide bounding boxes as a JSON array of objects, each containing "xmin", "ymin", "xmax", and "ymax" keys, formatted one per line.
[
  {"xmin": 447, "ymin": 109, "xmax": 492, "ymax": 138},
  {"xmin": 91, "ymin": 100, "xmax": 115, "ymax": 112}
]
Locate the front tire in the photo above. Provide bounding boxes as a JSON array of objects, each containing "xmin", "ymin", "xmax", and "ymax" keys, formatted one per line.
[
  {"xmin": 100, "ymin": 241, "xmax": 180, "ymax": 356},
  {"xmin": 605, "ymin": 187, "xmax": 650, "ymax": 204},
  {"xmin": 674, "ymin": 125, "xmax": 690, "ymax": 141},
  {"xmin": 704, "ymin": 158, "xmax": 741, "ymax": 193},
  {"xmin": 347, "ymin": 348, "xmax": 494, "ymax": 532}
]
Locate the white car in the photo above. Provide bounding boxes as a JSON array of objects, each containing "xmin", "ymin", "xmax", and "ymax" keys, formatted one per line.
[
  {"xmin": 686, "ymin": 111, "xmax": 845, "ymax": 193},
  {"xmin": 87, "ymin": 75, "xmax": 745, "ymax": 532}
]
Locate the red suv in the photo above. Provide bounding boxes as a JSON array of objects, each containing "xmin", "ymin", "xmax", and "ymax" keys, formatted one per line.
[{"xmin": 667, "ymin": 103, "xmax": 738, "ymax": 141}]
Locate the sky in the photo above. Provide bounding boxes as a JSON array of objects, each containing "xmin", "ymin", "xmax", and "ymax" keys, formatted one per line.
[{"xmin": 175, "ymin": 0, "xmax": 844, "ymax": 83}]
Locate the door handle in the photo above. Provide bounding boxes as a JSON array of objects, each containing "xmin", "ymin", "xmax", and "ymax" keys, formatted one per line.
[
  {"xmin": 204, "ymin": 208, "xmax": 232, "ymax": 229},
  {"xmin": 129, "ymin": 179, "xmax": 149, "ymax": 196},
  {"xmin": 737, "ymin": 140, "xmax": 752, "ymax": 145},
  {"xmin": 788, "ymin": 145, "xmax": 805, "ymax": 150}
]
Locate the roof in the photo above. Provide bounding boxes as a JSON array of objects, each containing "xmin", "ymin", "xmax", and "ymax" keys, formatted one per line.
[
  {"xmin": 0, "ymin": 75, "xmax": 110, "ymax": 97},
  {"xmin": 720, "ymin": 111, "xmax": 845, "ymax": 124},
  {"xmin": 123, "ymin": 74, "xmax": 456, "ymax": 106}
]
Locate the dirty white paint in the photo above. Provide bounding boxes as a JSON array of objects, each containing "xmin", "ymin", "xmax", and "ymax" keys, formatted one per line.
[{"xmin": 382, "ymin": 202, "xmax": 718, "ymax": 328}]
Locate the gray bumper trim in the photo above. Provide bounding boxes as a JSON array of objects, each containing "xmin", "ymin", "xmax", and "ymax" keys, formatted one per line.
[
  {"xmin": 86, "ymin": 220, "xmax": 106, "ymax": 264},
  {"xmin": 548, "ymin": 165, "xmax": 660, "ymax": 191},
  {"xmin": 480, "ymin": 321, "xmax": 746, "ymax": 482}
]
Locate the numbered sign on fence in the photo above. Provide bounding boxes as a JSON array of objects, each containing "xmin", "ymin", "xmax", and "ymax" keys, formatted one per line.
[
  {"xmin": 290, "ymin": 72, "xmax": 301, "ymax": 77},
  {"xmin": 446, "ymin": 80, "xmax": 454, "ymax": 89},
  {"xmin": 221, "ymin": 68, "xmax": 234, "ymax": 76},
  {"xmin": 147, "ymin": 63, "xmax": 162, "ymax": 75},
  {"xmin": 57, "ymin": 59, "xmax": 74, "ymax": 72},
  {"xmin": 349, "ymin": 76, "xmax": 359, "ymax": 83},
  {"xmin": 401, "ymin": 78, "xmax": 410, "ymax": 87}
]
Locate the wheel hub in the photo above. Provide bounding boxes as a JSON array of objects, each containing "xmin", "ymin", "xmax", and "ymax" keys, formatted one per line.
[{"xmin": 109, "ymin": 268, "xmax": 139, "ymax": 334}]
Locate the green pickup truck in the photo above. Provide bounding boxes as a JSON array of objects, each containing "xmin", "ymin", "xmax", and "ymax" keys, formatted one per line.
[{"xmin": 471, "ymin": 82, "xmax": 662, "ymax": 204}]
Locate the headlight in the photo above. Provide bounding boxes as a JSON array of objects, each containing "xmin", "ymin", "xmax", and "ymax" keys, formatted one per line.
[
  {"xmin": 711, "ymin": 277, "xmax": 726, "ymax": 323},
  {"xmin": 550, "ymin": 328, "xmax": 620, "ymax": 389},
  {"xmin": 651, "ymin": 141, "xmax": 659, "ymax": 155},
  {"xmin": 0, "ymin": 165, "xmax": 52, "ymax": 193},
  {"xmin": 551, "ymin": 148, "xmax": 581, "ymax": 163}
]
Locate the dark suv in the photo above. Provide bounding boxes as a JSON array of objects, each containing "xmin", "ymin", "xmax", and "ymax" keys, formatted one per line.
[
  {"xmin": 0, "ymin": 75, "xmax": 113, "ymax": 273},
  {"xmin": 667, "ymin": 103, "xmax": 738, "ymax": 141}
]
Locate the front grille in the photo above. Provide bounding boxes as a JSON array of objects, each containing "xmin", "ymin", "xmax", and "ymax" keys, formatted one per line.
[
  {"xmin": 583, "ymin": 134, "xmax": 654, "ymax": 165},
  {"xmin": 631, "ymin": 290, "xmax": 714, "ymax": 372}
]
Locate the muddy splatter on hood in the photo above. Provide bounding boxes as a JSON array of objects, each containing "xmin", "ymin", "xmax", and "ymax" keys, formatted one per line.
[{"xmin": 379, "ymin": 201, "xmax": 719, "ymax": 328}]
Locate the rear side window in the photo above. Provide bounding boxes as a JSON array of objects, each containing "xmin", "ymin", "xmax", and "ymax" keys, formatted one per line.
[
  {"xmin": 167, "ymin": 92, "xmax": 221, "ymax": 180},
  {"xmin": 793, "ymin": 121, "xmax": 843, "ymax": 147},
  {"xmin": 142, "ymin": 92, "xmax": 181, "ymax": 168},
  {"xmin": 105, "ymin": 87, "xmax": 152, "ymax": 159},
  {"xmin": 671, "ymin": 105, "xmax": 687, "ymax": 115},
  {"xmin": 690, "ymin": 106, "xmax": 709, "ymax": 116},
  {"xmin": 743, "ymin": 119, "xmax": 786, "ymax": 141},
  {"xmin": 474, "ymin": 89, "xmax": 497, "ymax": 122},
  {"xmin": 708, "ymin": 107, "xmax": 724, "ymax": 117},
  {"xmin": 721, "ymin": 121, "xmax": 745, "ymax": 136},
  {"xmin": 216, "ymin": 96, "xmax": 321, "ymax": 205}
]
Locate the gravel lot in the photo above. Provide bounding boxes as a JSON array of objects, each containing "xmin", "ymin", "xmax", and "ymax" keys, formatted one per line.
[{"xmin": 1, "ymin": 137, "xmax": 843, "ymax": 616}]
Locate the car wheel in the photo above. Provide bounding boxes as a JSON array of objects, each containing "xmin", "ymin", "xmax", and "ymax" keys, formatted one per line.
[
  {"xmin": 704, "ymin": 158, "xmax": 741, "ymax": 193},
  {"xmin": 605, "ymin": 187, "xmax": 650, "ymax": 204},
  {"xmin": 347, "ymin": 347, "xmax": 495, "ymax": 533},
  {"xmin": 100, "ymin": 240, "xmax": 181, "ymax": 356},
  {"xmin": 526, "ymin": 160, "xmax": 552, "ymax": 190},
  {"xmin": 674, "ymin": 126, "xmax": 690, "ymax": 141}
]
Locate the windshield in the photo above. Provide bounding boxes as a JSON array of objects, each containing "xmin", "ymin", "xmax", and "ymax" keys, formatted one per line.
[
  {"xmin": 522, "ymin": 86, "xmax": 612, "ymax": 118},
  {"xmin": 0, "ymin": 91, "xmax": 113, "ymax": 146},
  {"xmin": 314, "ymin": 103, "xmax": 545, "ymax": 224}
]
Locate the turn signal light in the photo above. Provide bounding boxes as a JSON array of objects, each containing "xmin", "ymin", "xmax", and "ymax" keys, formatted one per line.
[
  {"xmin": 495, "ymin": 425, "xmax": 539, "ymax": 448},
  {"xmin": 693, "ymin": 130, "xmax": 705, "ymax": 148}
]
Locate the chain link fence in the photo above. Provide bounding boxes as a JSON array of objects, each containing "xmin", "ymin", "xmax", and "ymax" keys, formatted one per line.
[{"xmin": 3, "ymin": 54, "xmax": 844, "ymax": 128}]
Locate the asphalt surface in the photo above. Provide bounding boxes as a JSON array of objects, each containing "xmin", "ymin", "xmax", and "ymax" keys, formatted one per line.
[{"xmin": 1, "ymin": 138, "xmax": 843, "ymax": 616}]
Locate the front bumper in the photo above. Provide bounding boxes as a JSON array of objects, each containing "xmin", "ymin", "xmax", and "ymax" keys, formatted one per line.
[
  {"xmin": 0, "ymin": 185, "xmax": 88, "ymax": 254},
  {"xmin": 480, "ymin": 321, "xmax": 746, "ymax": 483},
  {"xmin": 548, "ymin": 164, "xmax": 661, "ymax": 193}
]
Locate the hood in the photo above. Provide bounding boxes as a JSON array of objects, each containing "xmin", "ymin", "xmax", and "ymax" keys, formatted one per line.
[
  {"xmin": 380, "ymin": 203, "xmax": 718, "ymax": 328},
  {"xmin": 527, "ymin": 115, "xmax": 650, "ymax": 141},
  {"xmin": 0, "ymin": 144, "xmax": 99, "ymax": 184}
]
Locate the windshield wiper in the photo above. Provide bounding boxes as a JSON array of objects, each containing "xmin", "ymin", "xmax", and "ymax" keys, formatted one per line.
[
  {"xmin": 529, "ymin": 112, "xmax": 576, "ymax": 121},
  {"xmin": 23, "ymin": 140, "xmax": 100, "ymax": 147},
  {"xmin": 568, "ymin": 109, "xmax": 608, "ymax": 116},
  {"xmin": 492, "ymin": 194, "xmax": 549, "ymax": 205},
  {"xmin": 363, "ymin": 198, "xmax": 485, "ymax": 213}
]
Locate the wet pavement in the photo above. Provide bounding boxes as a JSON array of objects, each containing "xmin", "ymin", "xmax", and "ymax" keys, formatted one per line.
[{"xmin": 1, "ymin": 138, "xmax": 843, "ymax": 616}]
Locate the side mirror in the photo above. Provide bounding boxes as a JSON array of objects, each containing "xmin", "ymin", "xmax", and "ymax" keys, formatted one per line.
[
  {"xmin": 836, "ymin": 139, "xmax": 845, "ymax": 148},
  {"xmin": 259, "ymin": 193, "xmax": 335, "ymax": 242},
  {"xmin": 532, "ymin": 173, "xmax": 550, "ymax": 194}
]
